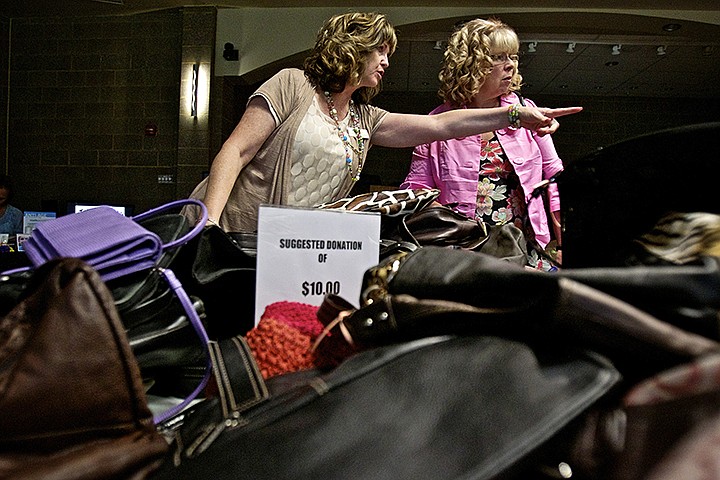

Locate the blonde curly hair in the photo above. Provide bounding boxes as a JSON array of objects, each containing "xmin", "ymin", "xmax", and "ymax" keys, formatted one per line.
[
  {"xmin": 438, "ymin": 18, "xmax": 522, "ymax": 107},
  {"xmin": 304, "ymin": 12, "xmax": 397, "ymax": 104}
]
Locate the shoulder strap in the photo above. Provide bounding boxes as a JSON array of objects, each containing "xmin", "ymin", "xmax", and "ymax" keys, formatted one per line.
[
  {"xmin": 207, "ymin": 335, "xmax": 269, "ymax": 419},
  {"xmin": 153, "ymin": 267, "xmax": 213, "ymax": 425},
  {"xmin": 133, "ymin": 199, "xmax": 208, "ymax": 251}
]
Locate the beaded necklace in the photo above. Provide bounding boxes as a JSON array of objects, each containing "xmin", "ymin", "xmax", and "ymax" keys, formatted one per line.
[{"xmin": 323, "ymin": 91, "xmax": 365, "ymax": 182}]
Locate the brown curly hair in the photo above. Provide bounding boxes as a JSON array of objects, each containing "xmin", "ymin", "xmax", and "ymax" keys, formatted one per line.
[
  {"xmin": 437, "ymin": 18, "xmax": 522, "ymax": 107},
  {"xmin": 303, "ymin": 12, "xmax": 397, "ymax": 104}
]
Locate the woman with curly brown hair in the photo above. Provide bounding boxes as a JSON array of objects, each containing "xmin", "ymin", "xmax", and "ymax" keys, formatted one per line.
[
  {"xmin": 188, "ymin": 12, "xmax": 581, "ymax": 233},
  {"xmin": 401, "ymin": 18, "xmax": 566, "ymax": 268}
]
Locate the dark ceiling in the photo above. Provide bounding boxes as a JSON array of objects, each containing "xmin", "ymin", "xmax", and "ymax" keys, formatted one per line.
[
  {"xmin": 3, "ymin": 0, "xmax": 720, "ymax": 18},
  {"xmin": 385, "ymin": 11, "xmax": 720, "ymax": 98},
  {"xmin": 3, "ymin": 1, "xmax": 720, "ymax": 98}
]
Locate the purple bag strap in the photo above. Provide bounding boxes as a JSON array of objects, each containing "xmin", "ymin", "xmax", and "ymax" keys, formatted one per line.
[
  {"xmin": 132, "ymin": 198, "xmax": 208, "ymax": 251},
  {"xmin": 154, "ymin": 267, "xmax": 212, "ymax": 425}
]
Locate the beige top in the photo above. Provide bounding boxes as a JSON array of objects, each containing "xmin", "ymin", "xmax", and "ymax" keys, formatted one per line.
[
  {"xmin": 287, "ymin": 94, "xmax": 356, "ymax": 207},
  {"xmin": 187, "ymin": 68, "xmax": 389, "ymax": 233}
]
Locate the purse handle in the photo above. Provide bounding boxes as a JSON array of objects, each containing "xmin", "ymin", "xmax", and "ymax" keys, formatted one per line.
[
  {"xmin": 132, "ymin": 198, "xmax": 208, "ymax": 251},
  {"xmin": 153, "ymin": 267, "xmax": 212, "ymax": 425}
]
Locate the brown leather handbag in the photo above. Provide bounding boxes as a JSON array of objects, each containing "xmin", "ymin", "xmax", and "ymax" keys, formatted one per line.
[
  {"xmin": 0, "ymin": 258, "xmax": 169, "ymax": 480},
  {"xmin": 384, "ymin": 204, "xmax": 490, "ymax": 249},
  {"xmin": 383, "ymin": 204, "xmax": 529, "ymax": 265}
]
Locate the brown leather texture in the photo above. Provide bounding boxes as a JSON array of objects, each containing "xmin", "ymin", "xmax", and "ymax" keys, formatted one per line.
[
  {"xmin": 0, "ymin": 258, "xmax": 168, "ymax": 480},
  {"xmin": 386, "ymin": 204, "xmax": 490, "ymax": 250}
]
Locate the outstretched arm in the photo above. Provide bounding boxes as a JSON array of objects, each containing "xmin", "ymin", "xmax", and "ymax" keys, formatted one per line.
[{"xmin": 372, "ymin": 105, "xmax": 582, "ymax": 148}]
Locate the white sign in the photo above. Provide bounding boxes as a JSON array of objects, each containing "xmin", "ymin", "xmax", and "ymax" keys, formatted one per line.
[{"xmin": 255, "ymin": 205, "xmax": 381, "ymax": 325}]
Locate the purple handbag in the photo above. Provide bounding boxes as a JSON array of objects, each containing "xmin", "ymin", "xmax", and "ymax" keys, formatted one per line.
[
  {"xmin": 23, "ymin": 199, "xmax": 207, "ymax": 281},
  {"xmin": 12, "ymin": 199, "xmax": 211, "ymax": 425}
]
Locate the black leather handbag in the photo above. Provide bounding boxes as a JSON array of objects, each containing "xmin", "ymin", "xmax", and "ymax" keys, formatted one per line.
[
  {"xmin": 169, "ymin": 225, "xmax": 258, "ymax": 339},
  {"xmin": 348, "ymin": 247, "xmax": 719, "ymax": 381},
  {"xmin": 108, "ymin": 207, "xmax": 208, "ymax": 394},
  {"xmin": 308, "ymin": 246, "xmax": 720, "ymax": 479},
  {"xmin": 154, "ymin": 334, "xmax": 620, "ymax": 480}
]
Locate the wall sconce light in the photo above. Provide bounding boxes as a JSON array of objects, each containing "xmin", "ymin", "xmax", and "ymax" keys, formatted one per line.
[
  {"xmin": 611, "ymin": 44, "xmax": 622, "ymax": 55},
  {"xmin": 433, "ymin": 40, "xmax": 444, "ymax": 51},
  {"xmin": 190, "ymin": 63, "xmax": 199, "ymax": 117},
  {"xmin": 656, "ymin": 45, "xmax": 667, "ymax": 56},
  {"xmin": 566, "ymin": 42, "xmax": 576, "ymax": 54},
  {"xmin": 527, "ymin": 41, "xmax": 537, "ymax": 53},
  {"xmin": 702, "ymin": 46, "xmax": 714, "ymax": 56}
]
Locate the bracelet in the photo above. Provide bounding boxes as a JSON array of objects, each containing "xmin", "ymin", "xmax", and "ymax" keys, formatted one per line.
[
  {"xmin": 207, "ymin": 217, "xmax": 220, "ymax": 227},
  {"xmin": 507, "ymin": 104, "xmax": 521, "ymax": 129}
]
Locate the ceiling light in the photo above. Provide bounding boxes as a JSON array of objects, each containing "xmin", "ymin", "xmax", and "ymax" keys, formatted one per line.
[
  {"xmin": 566, "ymin": 42, "xmax": 576, "ymax": 54},
  {"xmin": 611, "ymin": 44, "xmax": 622, "ymax": 55},
  {"xmin": 662, "ymin": 23, "xmax": 681, "ymax": 32},
  {"xmin": 656, "ymin": 45, "xmax": 667, "ymax": 56},
  {"xmin": 527, "ymin": 41, "xmax": 537, "ymax": 53}
]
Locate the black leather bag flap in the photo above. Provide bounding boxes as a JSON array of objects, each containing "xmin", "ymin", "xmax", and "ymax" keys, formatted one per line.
[{"xmin": 157, "ymin": 335, "xmax": 620, "ymax": 480}]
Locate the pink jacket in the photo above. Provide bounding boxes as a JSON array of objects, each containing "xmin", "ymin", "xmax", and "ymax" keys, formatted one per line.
[{"xmin": 400, "ymin": 95, "xmax": 563, "ymax": 247}]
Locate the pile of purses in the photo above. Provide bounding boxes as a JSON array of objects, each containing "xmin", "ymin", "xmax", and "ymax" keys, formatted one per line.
[
  {"xmin": 7, "ymin": 236, "xmax": 720, "ymax": 479},
  {"xmin": 316, "ymin": 187, "xmax": 530, "ymax": 265},
  {"xmin": 0, "ymin": 196, "xmax": 268, "ymax": 480},
  {"xmin": 0, "ymin": 200, "xmax": 216, "ymax": 415},
  {"xmin": 5, "ymin": 123, "xmax": 720, "ymax": 480},
  {"xmin": 145, "ymin": 243, "xmax": 720, "ymax": 480},
  {"xmin": 0, "ymin": 199, "xmax": 221, "ymax": 479},
  {"xmin": 149, "ymin": 123, "xmax": 720, "ymax": 480}
]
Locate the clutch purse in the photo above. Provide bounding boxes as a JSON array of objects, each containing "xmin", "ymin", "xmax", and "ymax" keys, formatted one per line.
[{"xmin": 22, "ymin": 199, "xmax": 207, "ymax": 281}]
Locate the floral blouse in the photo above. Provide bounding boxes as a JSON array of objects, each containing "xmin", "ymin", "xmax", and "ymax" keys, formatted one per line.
[
  {"xmin": 475, "ymin": 134, "xmax": 527, "ymax": 233},
  {"xmin": 476, "ymin": 133, "xmax": 555, "ymax": 271}
]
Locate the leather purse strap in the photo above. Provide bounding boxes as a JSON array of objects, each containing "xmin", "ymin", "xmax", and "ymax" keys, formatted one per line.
[
  {"xmin": 208, "ymin": 335, "xmax": 269, "ymax": 420},
  {"xmin": 171, "ymin": 335, "xmax": 269, "ymax": 458}
]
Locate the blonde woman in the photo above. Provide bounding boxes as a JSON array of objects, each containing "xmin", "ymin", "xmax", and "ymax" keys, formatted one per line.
[
  {"xmin": 188, "ymin": 13, "xmax": 581, "ymax": 233},
  {"xmin": 401, "ymin": 18, "xmax": 566, "ymax": 268}
]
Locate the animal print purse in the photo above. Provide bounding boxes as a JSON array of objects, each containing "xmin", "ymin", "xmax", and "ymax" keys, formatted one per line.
[{"xmin": 314, "ymin": 188, "xmax": 440, "ymax": 217}]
